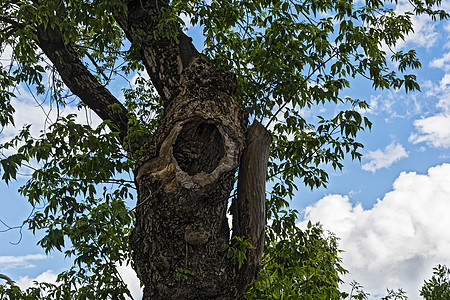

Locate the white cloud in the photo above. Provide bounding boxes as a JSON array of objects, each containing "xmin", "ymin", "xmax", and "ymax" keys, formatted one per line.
[
  {"xmin": 445, "ymin": 21, "xmax": 450, "ymax": 42},
  {"xmin": 440, "ymin": 73, "xmax": 450, "ymax": 90},
  {"xmin": 3, "ymin": 262, "xmax": 142, "ymax": 298},
  {"xmin": 298, "ymin": 163, "xmax": 450, "ymax": 299},
  {"xmin": 393, "ymin": 1, "xmax": 439, "ymax": 49},
  {"xmin": 16, "ymin": 270, "xmax": 58, "ymax": 290},
  {"xmin": 0, "ymin": 91, "xmax": 103, "ymax": 177},
  {"xmin": 0, "ymin": 45, "xmax": 14, "ymax": 67},
  {"xmin": 430, "ymin": 51, "xmax": 450, "ymax": 71},
  {"xmin": 0, "ymin": 43, "xmax": 100, "ymax": 146},
  {"xmin": 0, "ymin": 254, "xmax": 47, "ymax": 270},
  {"xmin": 361, "ymin": 94, "xmax": 395, "ymax": 117},
  {"xmin": 403, "ymin": 15, "xmax": 438, "ymax": 49},
  {"xmin": 359, "ymin": 90, "xmax": 423, "ymax": 120},
  {"xmin": 446, "ymin": 20, "xmax": 450, "ymax": 31},
  {"xmin": 1, "ymin": 90, "xmax": 101, "ymax": 145},
  {"xmin": 130, "ymin": 70, "xmax": 150, "ymax": 89},
  {"xmin": 362, "ymin": 142, "xmax": 408, "ymax": 172},
  {"xmin": 410, "ymin": 74, "xmax": 450, "ymax": 148},
  {"xmin": 180, "ymin": 13, "xmax": 193, "ymax": 30},
  {"xmin": 410, "ymin": 114, "xmax": 450, "ymax": 148}
]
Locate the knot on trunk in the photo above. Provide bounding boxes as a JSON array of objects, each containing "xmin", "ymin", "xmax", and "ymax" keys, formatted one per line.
[{"xmin": 184, "ymin": 224, "xmax": 210, "ymax": 245}]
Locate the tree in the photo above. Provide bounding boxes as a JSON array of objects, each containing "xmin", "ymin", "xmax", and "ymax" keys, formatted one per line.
[{"xmin": 1, "ymin": 0, "xmax": 448, "ymax": 299}]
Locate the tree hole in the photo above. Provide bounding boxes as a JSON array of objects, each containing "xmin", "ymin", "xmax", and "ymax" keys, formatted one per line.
[{"xmin": 173, "ymin": 121, "xmax": 225, "ymax": 175}]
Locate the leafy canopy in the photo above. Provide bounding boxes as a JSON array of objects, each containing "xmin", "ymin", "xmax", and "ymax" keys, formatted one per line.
[{"xmin": 0, "ymin": 0, "xmax": 448, "ymax": 298}]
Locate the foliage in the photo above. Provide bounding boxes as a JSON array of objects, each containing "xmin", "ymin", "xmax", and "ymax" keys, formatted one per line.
[
  {"xmin": 0, "ymin": 0, "xmax": 449, "ymax": 298},
  {"xmin": 420, "ymin": 264, "xmax": 450, "ymax": 300},
  {"xmin": 342, "ymin": 281, "xmax": 370, "ymax": 300},
  {"xmin": 174, "ymin": 268, "xmax": 195, "ymax": 282},
  {"xmin": 223, "ymin": 236, "xmax": 253, "ymax": 269},
  {"xmin": 247, "ymin": 219, "xmax": 347, "ymax": 299},
  {"xmin": 0, "ymin": 116, "xmax": 134, "ymax": 299},
  {"xmin": 380, "ymin": 288, "xmax": 408, "ymax": 300}
]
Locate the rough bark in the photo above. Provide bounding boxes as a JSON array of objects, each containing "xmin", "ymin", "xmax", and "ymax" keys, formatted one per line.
[
  {"xmin": 130, "ymin": 54, "xmax": 246, "ymax": 299},
  {"xmin": 232, "ymin": 120, "xmax": 272, "ymax": 294},
  {"xmin": 114, "ymin": 0, "xmax": 200, "ymax": 107}
]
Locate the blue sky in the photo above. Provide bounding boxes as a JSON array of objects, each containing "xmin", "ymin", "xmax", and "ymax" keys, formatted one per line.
[
  {"xmin": 294, "ymin": 5, "xmax": 450, "ymax": 296},
  {"xmin": 1, "ymin": 1, "xmax": 450, "ymax": 299}
]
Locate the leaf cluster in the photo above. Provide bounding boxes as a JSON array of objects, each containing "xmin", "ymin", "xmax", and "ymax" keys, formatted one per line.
[
  {"xmin": 247, "ymin": 219, "xmax": 347, "ymax": 299},
  {"xmin": 0, "ymin": 115, "xmax": 135, "ymax": 298},
  {"xmin": 172, "ymin": 0, "xmax": 448, "ymax": 216},
  {"xmin": 223, "ymin": 236, "xmax": 253, "ymax": 269},
  {"xmin": 420, "ymin": 264, "xmax": 450, "ymax": 300}
]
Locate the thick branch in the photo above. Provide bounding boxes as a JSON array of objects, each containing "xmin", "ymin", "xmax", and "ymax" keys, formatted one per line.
[
  {"xmin": 0, "ymin": 273, "xmax": 12, "ymax": 282},
  {"xmin": 115, "ymin": 0, "xmax": 200, "ymax": 106},
  {"xmin": 34, "ymin": 25, "xmax": 129, "ymax": 140},
  {"xmin": 232, "ymin": 120, "xmax": 272, "ymax": 292}
]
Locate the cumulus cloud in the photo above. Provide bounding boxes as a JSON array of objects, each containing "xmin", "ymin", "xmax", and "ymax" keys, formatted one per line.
[
  {"xmin": 298, "ymin": 163, "xmax": 450, "ymax": 298},
  {"xmin": 3, "ymin": 263, "xmax": 142, "ymax": 299},
  {"xmin": 0, "ymin": 90, "xmax": 103, "ymax": 178},
  {"xmin": 0, "ymin": 89, "xmax": 102, "ymax": 154},
  {"xmin": 445, "ymin": 19, "xmax": 450, "ymax": 49},
  {"xmin": 392, "ymin": 1, "xmax": 440, "ymax": 49},
  {"xmin": 0, "ymin": 254, "xmax": 46, "ymax": 270},
  {"xmin": 410, "ymin": 74, "xmax": 450, "ymax": 148},
  {"xmin": 0, "ymin": 45, "xmax": 14, "ymax": 67},
  {"xmin": 361, "ymin": 94, "xmax": 395, "ymax": 117},
  {"xmin": 130, "ymin": 70, "xmax": 151, "ymax": 89},
  {"xmin": 1, "ymin": 43, "xmax": 102, "ymax": 146},
  {"xmin": 410, "ymin": 114, "xmax": 450, "ymax": 148},
  {"xmin": 359, "ymin": 89, "xmax": 423, "ymax": 120},
  {"xmin": 16, "ymin": 270, "xmax": 58, "ymax": 290},
  {"xmin": 362, "ymin": 142, "xmax": 408, "ymax": 172},
  {"xmin": 180, "ymin": 13, "xmax": 194, "ymax": 30}
]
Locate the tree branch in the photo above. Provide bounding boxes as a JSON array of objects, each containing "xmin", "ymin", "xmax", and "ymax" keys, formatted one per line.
[
  {"xmin": 114, "ymin": 0, "xmax": 200, "ymax": 107},
  {"xmin": 0, "ymin": 273, "xmax": 12, "ymax": 282},
  {"xmin": 0, "ymin": 15, "xmax": 23, "ymax": 30},
  {"xmin": 34, "ymin": 25, "xmax": 130, "ymax": 141}
]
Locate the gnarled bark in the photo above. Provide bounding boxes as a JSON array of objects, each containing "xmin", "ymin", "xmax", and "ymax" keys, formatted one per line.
[
  {"xmin": 131, "ymin": 55, "xmax": 247, "ymax": 299},
  {"xmin": 114, "ymin": 0, "xmax": 200, "ymax": 107},
  {"xmin": 131, "ymin": 58, "xmax": 272, "ymax": 298}
]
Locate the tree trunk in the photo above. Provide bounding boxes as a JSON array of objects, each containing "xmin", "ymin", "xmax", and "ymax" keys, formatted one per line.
[{"xmin": 130, "ymin": 53, "xmax": 271, "ymax": 299}]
